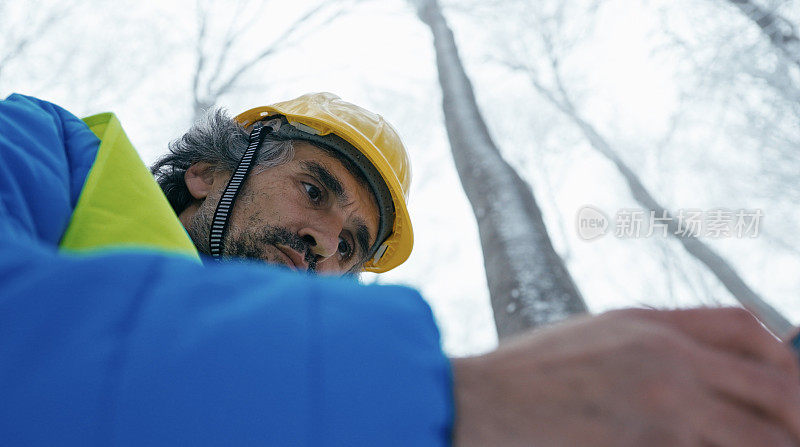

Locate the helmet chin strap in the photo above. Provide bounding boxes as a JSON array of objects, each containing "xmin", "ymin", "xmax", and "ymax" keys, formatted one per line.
[{"xmin": 208, "ymin": 122, "xmax": 270, "ymax": 259}]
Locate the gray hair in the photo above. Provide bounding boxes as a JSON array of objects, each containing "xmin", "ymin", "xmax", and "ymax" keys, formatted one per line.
[{"xmin": 151, "ymin": 109, "xmax": 294, "ymax": 214}]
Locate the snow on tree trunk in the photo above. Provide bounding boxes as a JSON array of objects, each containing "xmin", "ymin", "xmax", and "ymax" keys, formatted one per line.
[{"xmin": 413, "ymin": 0, "xmax": 588, "ymax": 338}]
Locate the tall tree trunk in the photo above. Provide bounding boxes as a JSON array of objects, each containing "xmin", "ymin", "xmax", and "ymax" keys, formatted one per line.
[
  {"xmin": 412, "ymin": 0, "xmax": 588, "ymax": 339},
  {"xmin": 727, "ymin": 0, "xmax": 800, "ymax": 70}
]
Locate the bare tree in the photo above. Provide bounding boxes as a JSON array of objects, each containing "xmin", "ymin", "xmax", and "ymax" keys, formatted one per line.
[
  {"xmin": 713, "ymin": 0, "xmax": 800, "ymax": 236},
  {"xmin": 190, "ymin": 0, "xmax": 351, "ymax": 120},
  {"xmin": 0, "ymin": 1, "xmax": 76, "ymax": 89},
  {"xmin": 659, "ymin": 0, "xmax": 800, "ymax": 205},
  {"xmin": 411, "ymin": 0, "xmax": 588, "ymax": 339},
  {"xmin": 499, "ymin": 10, "xmax": 794, "ymax": 338},
  {"xmin": 725, "ymin": 0, "xmax": 800, "ymax": 70}
]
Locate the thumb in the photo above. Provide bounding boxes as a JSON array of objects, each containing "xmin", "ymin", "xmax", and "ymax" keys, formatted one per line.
[{"xmin": 785, "ymin": 327, "xmax": 800, "ymax": 364}]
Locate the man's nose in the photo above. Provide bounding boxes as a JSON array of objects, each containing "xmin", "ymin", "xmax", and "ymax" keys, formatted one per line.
[{"xmin": 298, "ymin": 220, "xmax": 341, "ymax": 261}]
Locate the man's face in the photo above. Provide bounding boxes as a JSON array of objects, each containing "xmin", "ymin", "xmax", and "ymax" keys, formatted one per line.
[{"xmin": 180, "ymin": 141, "xmax": 380, "ymax": 275}]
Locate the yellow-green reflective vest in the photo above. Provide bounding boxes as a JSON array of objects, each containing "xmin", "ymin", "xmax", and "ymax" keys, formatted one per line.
[{"xmin": 59, "ymin": 112, "xmax": 201, "ymax": 261}]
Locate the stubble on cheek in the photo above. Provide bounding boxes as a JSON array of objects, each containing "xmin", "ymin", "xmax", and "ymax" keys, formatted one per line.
[
  {"xmin": 184, "ymin": 186, "xmax": 260, "ymax": 258},
  {"xmin": 183, "ymin": 185, "xmax": 307, "ymax": 270},
  {"xmin": 186, "ymin": 199, "xmax": 214, "ymax": 255}
]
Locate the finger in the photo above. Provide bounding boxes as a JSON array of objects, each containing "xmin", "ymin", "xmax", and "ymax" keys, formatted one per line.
[
  {"xmin": 618, "ymin": 307, "xmax": 799, "ymax": 378},
  {"xmin": 784, "ymin": 328, "xmax": 800, "ymax": 367},
  {"xmin": 696, "ymin": 393, "xmax": 798, "ymax": 447},
  {"xmin": 691, "ymin": 344, "xmax": 800, "ymax": 443}
]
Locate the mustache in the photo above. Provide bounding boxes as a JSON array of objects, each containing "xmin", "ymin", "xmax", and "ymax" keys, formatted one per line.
[
  {"xmin": 265, "ymin": 227, "xmax": 319, "ymax": 272},
  {"xmin": 224, "ymin": 225, "xmax": 318, "ymax": 272}
]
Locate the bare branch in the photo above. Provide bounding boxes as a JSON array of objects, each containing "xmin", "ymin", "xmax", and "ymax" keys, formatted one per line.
[
  {"xmin": 192, "ymin": 0, "xmax": 210, "ymax": 115},
  {"xmin": 210, "ymin": 1, "xmax": 341, "ymax": 99},
  {"xmin": 0, "ymin": 3, "xmax": 72, "ymax": 83},
  {"xmin": 501, "ymin": 40, "xmax": 794, "ymax": 338},
  {"xmin": 726, "ymin": 0, "xmax": 800, "ymax": 70},
  {"xmin": 205, "ymin": 0, "xmax": 266, "ymax": 93}
]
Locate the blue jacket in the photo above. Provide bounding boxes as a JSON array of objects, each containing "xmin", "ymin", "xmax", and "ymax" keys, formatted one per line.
[{"xmin": 0, "ymin": 94, "xmax": 453, "ymax": 446}]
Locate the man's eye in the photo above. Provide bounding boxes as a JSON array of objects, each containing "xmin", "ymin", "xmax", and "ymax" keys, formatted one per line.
[
  {"xmin": 337, "ymin": 238, "xmax": 353, "ymax": 259},
  {"xmin": 303, "ymin": 183, "xmax": 322, "ymax": 203}
]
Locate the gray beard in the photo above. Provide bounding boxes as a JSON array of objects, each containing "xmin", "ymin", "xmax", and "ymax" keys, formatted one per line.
[{"xmin": 185, "ymin": 200, "xmax": 317, "ymax": 272}]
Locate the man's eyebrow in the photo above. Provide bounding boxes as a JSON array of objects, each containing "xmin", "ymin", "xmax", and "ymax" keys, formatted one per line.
[
  {"xmin": 301, "ymin": 161, "xmax": 348, "ymax": 203},
  {"xmin": 354, "ymin": 218, "xmax": 371, "ymax": 262}
]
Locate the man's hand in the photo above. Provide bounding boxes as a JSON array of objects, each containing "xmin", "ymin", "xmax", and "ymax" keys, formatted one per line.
[{"xmin": 451, "ymin": 307, "xmax": 800, "ymax": 447}]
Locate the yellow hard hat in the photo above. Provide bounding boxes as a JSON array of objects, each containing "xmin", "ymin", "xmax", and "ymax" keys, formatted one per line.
[{"xmin": 235, "ymin": 92, "xmax": 413, "ymax": 273}]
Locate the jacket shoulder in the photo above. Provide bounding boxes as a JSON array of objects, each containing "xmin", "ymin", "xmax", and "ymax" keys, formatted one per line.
[{"xmin": 0, "ymin": 94, "xmax": 100, "ymax": 245}]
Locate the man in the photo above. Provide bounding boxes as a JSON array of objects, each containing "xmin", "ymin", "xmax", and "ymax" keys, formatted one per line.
[
  {"xmin": 1, "ymin": 93, "xmax": 799, "ymax": 446},
  {"xmin": 150, "ymin": 94, "xmax": 417, "ymax": 275},
  {"xmin": 61, "ymin": 92, "xmax": 413, "ymax": 276}
]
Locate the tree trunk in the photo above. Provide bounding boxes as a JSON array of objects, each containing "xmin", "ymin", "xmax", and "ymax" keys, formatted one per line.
[{"xmin": 413, "ymin": 0, "xmax": 588, "ymax": 338}]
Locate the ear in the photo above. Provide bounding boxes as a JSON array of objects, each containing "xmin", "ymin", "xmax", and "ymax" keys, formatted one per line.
[{"xmin": 184, "ymin": 162, "xmax": 217, "ymax": 200}]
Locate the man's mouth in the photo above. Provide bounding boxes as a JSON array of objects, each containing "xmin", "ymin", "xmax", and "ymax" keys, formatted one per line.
[{"xmin": 276, "ymin": 244, "xmax": 309, "ymax": 271}]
